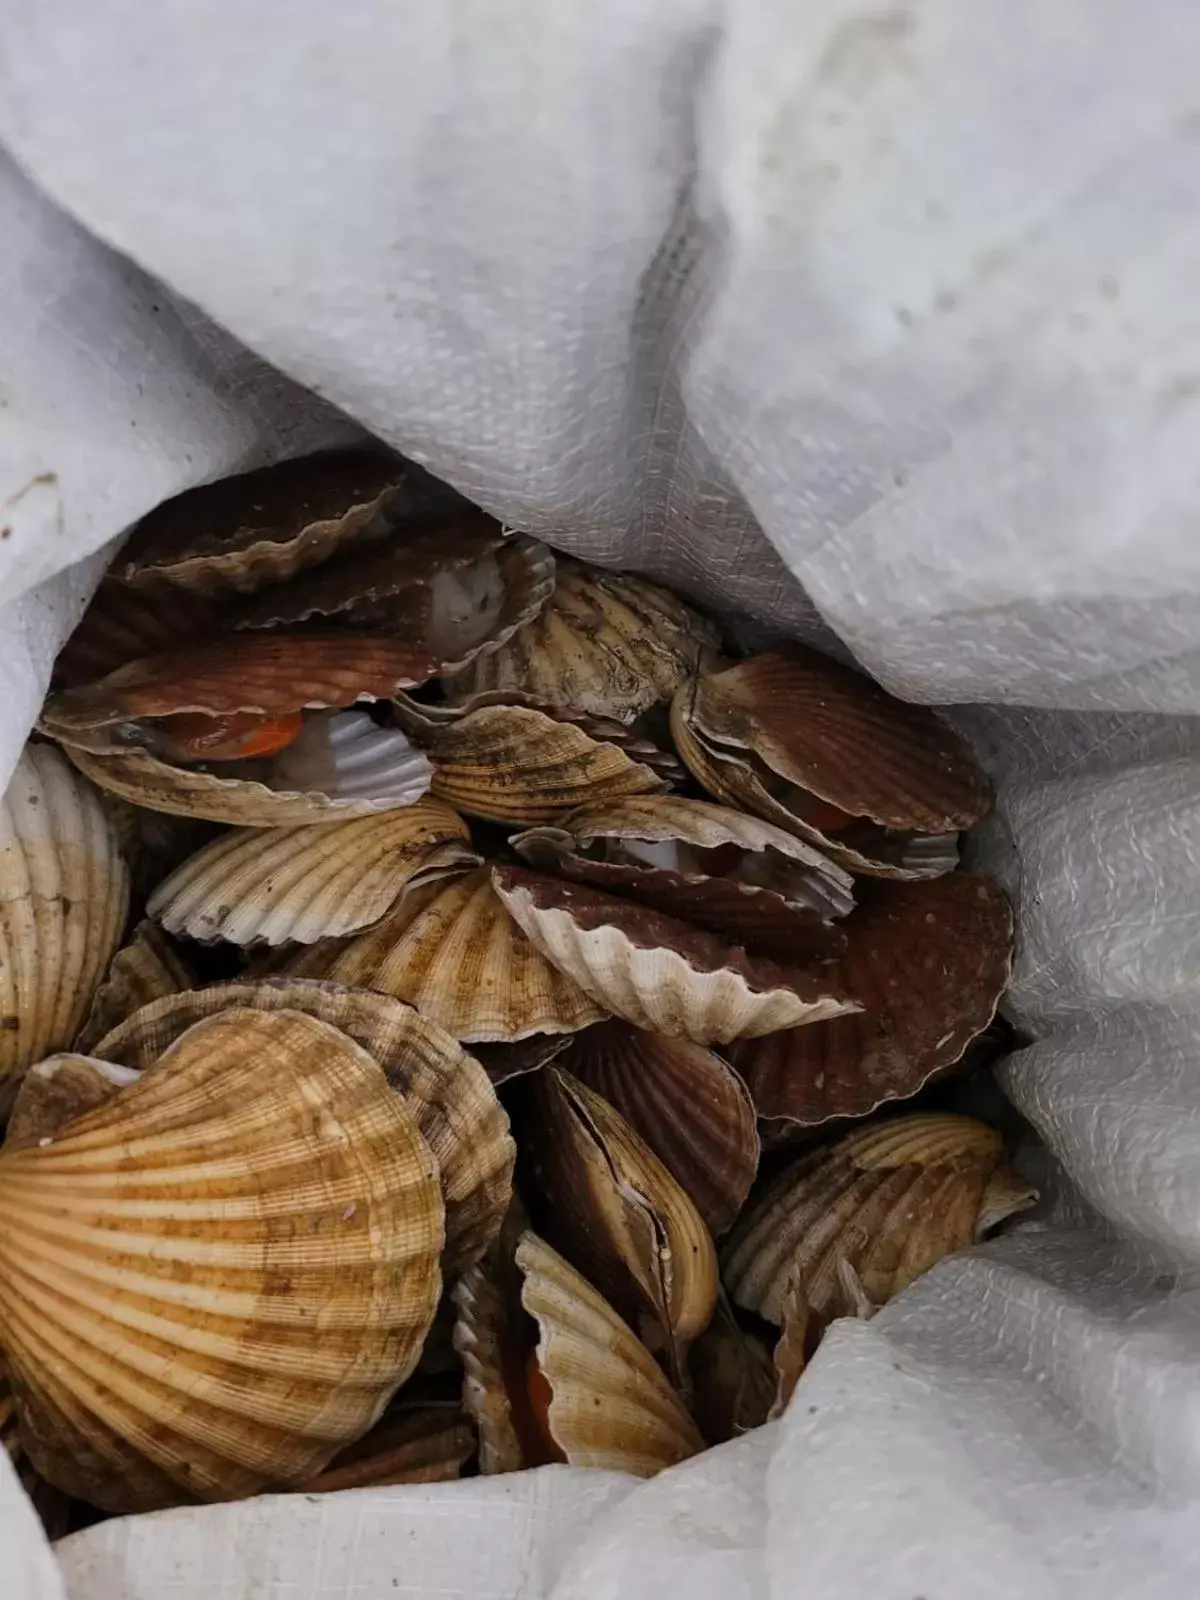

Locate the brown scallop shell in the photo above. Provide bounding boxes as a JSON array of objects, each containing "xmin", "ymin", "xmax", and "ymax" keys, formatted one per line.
[
  {"xmin": 492, "ymin": 866, "xmax": 856, "ymax": 1045},
  {"xmin": 282, "ymin": 867, "xmax": 607, "ymax": 1042},
  {"xmin": 670, "ymin": 651, "xmax": 992, "ymax": 877},
  {"xmin": 91, "ymin": 978, "xmax": 514, "ymax": 1276},
  {"xmin": 721, "ymin": 1113, "xmax": 1037, "ymax": 1324},
  {"xmin": 769, "ymin": 1272, "xmax": 816, "ymax": 1421},
  {"xmin": 471, "ymin": 1032, "xmax": 573, "ymax": 1087},
  {"xmin": 0, "ymin": 744, "xmax": 130, "ymax": 1090},
  {"xmin": 451, "ymin": 1199, "xmax": 535, "ymax": 1474},
  {"xmin": 236, "ymin": 523, "xmax": 556, "ymax": 675},
  {"xmin": 74, "ymin": 919, "xmax": 195, "ymax": 1053},
  {"xmin": 52, "ymin": 576, "xmax": 225, "ymax": 689},
  {"xmin": 447, "ymin": 556, "xmax": 719, "ymax": 722},
  {"xmin": 294, "ymin": 1402, "xmax": 475, "ymax": 1491},
  {"xmin": 524, "ymin": 1067, "xmax": 719, "ymax": 1368},
  {"xmin": 732, "ymin": 874, "xmax": 1014, "ymax": 1130},
  {"xmin": 6, "ymin": 1053, "xmax": 140, "ymax": 1150},
  {"xmin": 147, "ymin": 800, "xmax": 475, "ymax": 945},
  {"xmin": 389, "ymin": 694, "xmax": 671, "ymax": 826},
  {"xmin": 560, "ymin": 1022, "xmax": 759, "ymax": 1236},
  {"xmin": 60, "ymin": 711, "xmax": 434, "ymax": 827},
  {"xmin": 0, "ymin": 1008, "xmax": 445, "ymax": 1512},
  {"xmin": 687, "ymin": 1294, "xmax": 776, "ymax": 1445},
  {"xmin": 516, "ymin": 1231, "xmax": 705, "ymax": 1476},
  {"xmin": 113, "ymin": 449, "xmax": 404, "ymax": 597}
]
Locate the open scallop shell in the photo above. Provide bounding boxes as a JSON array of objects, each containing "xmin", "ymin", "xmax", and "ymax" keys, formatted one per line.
[
  {"xmin": 112, "ymin": 449, "xmax": 405, "ymax": 597},
  {"xmin": 236, "ymin": 522, "xmax": 555, "ymax": 674},
  {"xmin": 74, "ymin": 919, "xmax": 195, "ymax": 1053},
  {"xmin": 60, "ymin": 711, "xmax": 433, "ymax": 827},
  {"xmin": 732, "ymin": 874, "xmax": 1014, "ymax": 1130},
  {"xmin": 524, "ymin": 1067, "xmax": 718, "ymax": 1369},
  {"xmin": 492, "ymin": 866, "xmax": 856, "ymax": 1045},
  {"xmin": 0, "ymin": 1007, "xmax": 445, "ymax": 1512},
  {"xmin": 283, "ymin": 867, "xmax": 607, "ymax": 1042},
  {"xmin": 53, "ymin": 577, "xmax": 225, "ymax": 689},
  {"xmin": 294, "ymin": 1401, "xmax": 474, "ymax": 1491},
  {"xmin": 721, "ymin": 1113, "xmax": 1038, "ymax": 1324},
  {"xmin": 6, "ymin": 1053, "xmax": 140, "ymax": 1150},
  {"xmin": 561, "ymin": 1022, "xmax": 759, "ymax": 1236},
  {"xmin": 390, "ymin": 694, "xmax": 671, "ymax": 826},
  {"xmin": 0, "ymin": 744, "xmax": 130, "ymax": 1089},
  {"xmin": 447, "ymin": 556, "xmax": 719, "ymax": 722},
  {"xmin": 516, "ymin": 1232, "xmax": 704, "ymax": 1476},
  {"xmin": 92, "ymin": 978, "xmax": 513, "ymax": 1276},
  {"xmin": 147, "ymin": 799, "xmax": 475, "ymax": 945},
  {"xmin": 670, "ymin": 652, "xmax": 993, "ymax": 878}
]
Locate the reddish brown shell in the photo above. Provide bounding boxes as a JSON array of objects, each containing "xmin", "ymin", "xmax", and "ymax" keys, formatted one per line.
[
  {"xmin": 561, "ymin": 1022, "xmax": 759, "ymax": 1236},
  {"xmin": 732, "ymin": 874, "xmax": 1014, "ymax": 1129},
  {"xmin": 113, "ymin": 449, "xmax": 404, "ymax": 596},
  {"xmin": 53, "ymin": 578, "xmax": 225, "ymax": 689},
  {"xmin": 294, "ymin": 1402, "xmax": 474, "ymax": 1491}
]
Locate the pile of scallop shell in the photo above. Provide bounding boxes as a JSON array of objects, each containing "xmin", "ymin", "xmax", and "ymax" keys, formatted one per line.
[{"xmin": 0, "ymin": 448, "xmax": 1036, "ymax": 1523}]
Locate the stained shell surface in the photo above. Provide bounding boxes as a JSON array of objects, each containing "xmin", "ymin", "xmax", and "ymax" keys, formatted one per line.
[
  {"xmin": 6, "ymin": 1053, "xmax": 140, "ymax": 1149},
  {"xmin": 113, "ymin": 449, "xmax": 405, "ymax": 597},
  {"xmin": 147, "ymin": 799, "xmax": 475, "ymax": 945},
  {"xmin": 74, "ymin": 919, "xmax": 195, "ymax": 1053},
  {"xmin": 670, "ymin": 652, "xmax": 993, "ymax": 877},
  {"xmin": 92, "ymin": 978, "xmax": 513, "ymax": 1275},
  {"xmin": 283, "ymin": 867, "xmax": 607, "ymax": 1042},
  {"xmin": 561, "ymin": 1022, "xmax": 759, "ymax": 1236},
  {"xmin": 516, "ymin": 1232, "xmax": 705, "ymax": 1476},
  {"xmin": 492, "ymin": 866, "xmax": 856, "ymax": 1045},
  {"xmin": 448, "ymin": 556, "xmax": 719, "ymax": 722},
  {"xmin": 733, "ymin": 874, "xmax": 1014, "ymax": 1129},
  {"xmin": 0, "ymin": 1007, "xmax": 445, "ymax": 1511},
  {"xmin": 721, "ymin": 1113, "xmax": 1037, "ymax": 1324},
  {"xmin": 0, "ymin": 744, "xmax": 130, "ymax": 1087}
]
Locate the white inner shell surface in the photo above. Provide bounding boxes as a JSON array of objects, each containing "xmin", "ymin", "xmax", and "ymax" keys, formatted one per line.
[{"xmin": 1, "ymin": 4, "xmax": 1199, "ymax": 1594}]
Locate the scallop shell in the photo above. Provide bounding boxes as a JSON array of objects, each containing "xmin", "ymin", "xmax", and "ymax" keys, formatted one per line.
[
  {"xmin": 113, "ymin": 449, "xmax": 405, "ymax": 597},
  {"xmin": 0, "ymin": 1007, "xmax": 445, "ymax": 1512},
  {"xmin": 687, "ymin": 1294, "xmax": 776, "ymax": 1445},
  {"xmin": 74, "ymin": 919, "xmax": 195, "ymax": 1053},
  {"xmin": 389, "ymin": 694, "xmax": 670, "ymax": 825},
  {"xmin": 236, "ymin": 523, "xmax": 556, "ymax": 675},
  {"xmin": 670, "ymin": 652, "xmax": 992, "ymax": 878},
  {"xmin": 768, "ymin": 1272, "xmax": 815, "ymax": 1421},
  {"xmin": 471, "ymin": 1032, "xmax": 572, "ymax": 1087},
  {"xmin": 6, "ymin": 1053, "xmax": 139, "ymax": 1149},
  {"xmin": 447, "ymin": 556, "xmax": 720, "ymax": 722},
  {"xmin": 0, "ymin": 744, "xmax": 130, "ymax": 1088},
  {"xmin": 721, "ymin": 1113, "xmax": 1037, "ymax": 1324},
  {"xmin": 294, "ymin": 1402, "xmax": 474, "ymax": 1491},
  {"xmin": 41, "ymin": 633, "xmax": 440, "ymax": 754},
  {"xmin": 61, "ymin": 711, "xmax": 434, "ymax": 827},
  {"xmin": 283, "ymin": 867, "xmax": 607, "ymax": 1042},
  {"xmin": 451, "ymin": 1200, "xmax": 533, "ymax": 1474},
  {"xmin": 147, "ymin": 799, "xmax": 475, "ymax": 945},
  {"xmin": 91, "ymin": 978, "xmax": 513, "ymax": 1275},
  {"xmin": 53, "ymin": 577, "xmax": 224, "ymax": 689},
  {"xmin": 524, "ymin": 1067, "xmax": 719, "ymax": 1367},
  {"xmin": 732, "ymin": 874, "xmax": 1014, "ymax": 1130},
  {"xmin": 492, "ymin": 866, "xmax": 856, "ymax": 1045},
  {"xmin": 516, "ymin": 1232, "xmax": 704, "ymax": 1476},
  {"xmin": 561, "ymin": 1022, "xmax": 759, "ymax": 1236}
]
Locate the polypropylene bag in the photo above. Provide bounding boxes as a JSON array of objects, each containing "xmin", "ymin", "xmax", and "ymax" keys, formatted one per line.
[{"xmin": 2, "ymin": 3, "xmax": 1200, "ymax": 1596}]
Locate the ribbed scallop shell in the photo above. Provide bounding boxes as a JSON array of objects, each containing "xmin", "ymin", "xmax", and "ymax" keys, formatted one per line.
[
  {"xmin": 61, "ymin": 712, "xmax": 433, "ymax": 827},
  {"xmin": 721, "ymin": 1113, "xmax": 1037, "ymax": 1324},
  {"xmin": 236, "ymin": 524, "xmax": 555, "ymax": 676},
  {"xmin": 671, "ymin": 652, "xmax": 992, "ymax": 878},
  {"xmin": 562, "ymin": 1022, "xmax": 758, "ymax": 1236},
  {"xmin": 53, "ymin": 577, "xmax": 224, "ymax": 689},
  {"xmin": 0, "ymin": 1008, "xmax": 445, "ymax": 1512},
  {"xmin": 451, "ymin": 1203, "xmax": 531, "ymax": 1474},
  {"xmin": 295, "ymin": 1402, "xmax": 474, "ymax": 1491},
  {"xmin": 390, "ymin": 695, "xmax": 670, "ymax": 825},
  {"xmin": 687, "ymin": 1294, "xmax": 776, "ymax": 1445},
  {"xmin": 91, "ymin": 979, "xmax": 513, "ymax": 1276},
  {"xmin": 74, "ymin": 919, "xmax": 195, "ymax": 1053},
  {"xmin": 112, "ymin": 449, "xmax": 404, "ymax": 597},
  {"xmin": 147, "ymin": 800, "xmax": 474, "ymax": 945},
  {"xmin": 492, "ymin": 866, "xmax": 855, "ymax": 1045},
  {"xmin": 0, "ymin": 744, "xmax": 130, "ymax": 1086},
  {"xmin": 524, "ymin": 1067, "xmax": 719, "ymax": 1362},
  {"xmin": 516, "ymin": 1232, "xmax": 704, "ymax": 1476},
  {"xmin": 283, "ymin": 867, "xmax": 607, "ymax": 1042},
  {"xmin": 447, "ymin": 557, "xmax": 719, "ymax": 722},
  {"xmin": 6, "ymin": 1053, "xmax": 140, "ymax": 1149},
  {"xmin": 732, "ymin": 875, "xmax": 1013, "ymax": 1130}
]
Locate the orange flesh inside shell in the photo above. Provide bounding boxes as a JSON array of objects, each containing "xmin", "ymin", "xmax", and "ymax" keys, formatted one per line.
[{"xmin": 158, "ymin": 710, "xmax": 305, "ymax": 762}]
